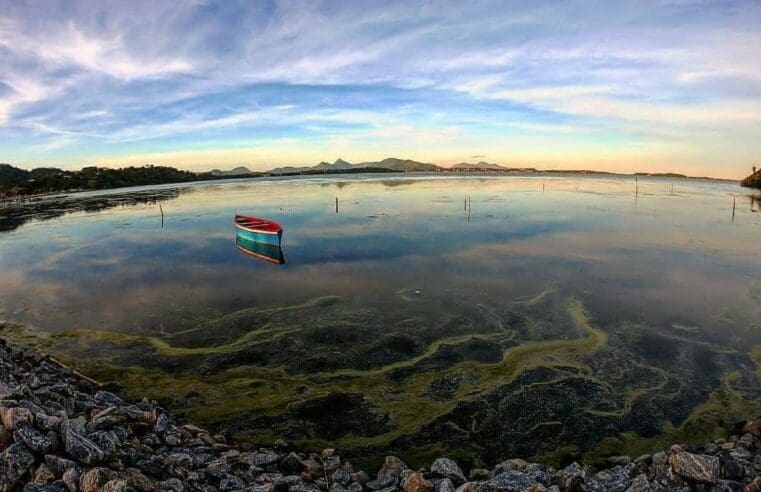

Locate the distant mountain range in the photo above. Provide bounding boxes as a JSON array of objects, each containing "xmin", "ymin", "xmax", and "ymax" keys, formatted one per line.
[
  {"xmin": 210, "ymin": 166, "xmax": 254, "ymax": 176},
  {"xmin": 267, "ymin": 157, "xmax": 439, "ymax": 174},
  {"xmin": 450, "ymin": 161, "xmax": 538, "ymax": 172}
]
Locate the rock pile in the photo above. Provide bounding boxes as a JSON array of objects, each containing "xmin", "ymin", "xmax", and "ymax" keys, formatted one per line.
[{"xmin": 0, "ymin": 337, "xmax": 759, "ymax": 491}]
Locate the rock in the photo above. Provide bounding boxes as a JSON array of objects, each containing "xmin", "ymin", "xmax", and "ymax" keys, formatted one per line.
[
  {"xmin": 80, "ymin": 467, "xmax": 114, "ymax": 492},
  {"xmin": 553, "ymin": 462, "xmax": 585, "ymax": 492},
  {"xmin": 63, "ymin": 424, "xmax": 105, "ymax": 464},
  {"xmin": 44, "ymin": 454, "xmax": 77, "ymax": 477},
  {"xmin": 281, "ymin": 451, "xmax": 308, "ymax": 474},
  {"xmin": 0, "ymin": 405, "xmax": 33, "ymax": 430},
  {"xmin": 101, "ymin": 479, "xmax": 129, "ymax": 492},
  {"xmin": 475, "ymin": 470, "xmax": 538, "ymax": 491},
  {"xmin": 62, "ymin": 468, "xmax": 80, "ymax": 492},
  {"xmin": 377, "ymin": 456, "xmax": 410, "ymax": 481},
  {"xmin": 624, "ymin": 474, "xmax": 652, "ymax": 492},
  {"xmin": 455, "ymin": 482, "xmax": 478, "ymax": 492},
  {"xmin": 366, "ymin": 475, "xmax": 396, "ymax": 490},
  {"xmin": 333, "ymin": 468, "xmax": 352, "ymax": 487},
  {"xmin": 468, "ymin": 469, "xmax": 489, "ymax": 481},
  {"xmin": 0, "ymin": 442, "xmax": 36, "ymax": 489},
  {"xmin": 744, "ymin": 419, "xmax": 761, "ymax": 439},
  {"xmin": 247, "ymin": 451, "xmax": 280, "ymax": 467},
  {"xmin": 669, "ymin": 450, "xmax": 720, "ymax": 484},
  {"xmin": 745, "ymin": 477, "xmax": 761, "ymax": 492},
  {"xmin": 93, "ymin": 392, "xmax": 125, "ymax": 407},
  {"xmin": 493, "ymin": 459, "xmax": 530, "ymax": 476},
  {"xmin": 15, "ymin": 425, "xmax": 55, "ymax": 454},
  {"xmin": 403, "ymin": 472, "xmax": 433, "ymax": 492},
  {"xmin": 32, "ymin": 463, "xmax": 55, "ymax": 484},
  {"xmin": 606, "ymin": 456, "xmax": 631, "ymax": 466},
  {"xmin": 435, "ymin": 478, "xmax": 455, "ymax": 492},
  {"xmin": 431, "ymin": 458, "xmax": 466, "ymax": 485}
]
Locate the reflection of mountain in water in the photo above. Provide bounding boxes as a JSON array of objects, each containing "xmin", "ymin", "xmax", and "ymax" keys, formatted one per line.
[
  {"xmin": 0, "ymin": 188, "xmax": 187, "ymax": 233},
  {"xmin": 235, "ymin": 235, "xmax": 286, "ymax": 264}
]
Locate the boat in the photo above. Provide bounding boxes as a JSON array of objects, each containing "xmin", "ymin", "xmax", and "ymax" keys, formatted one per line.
[
  {"xmin": 234, "ymin": 214, "xmax": 283, "ymax": 247},
  {"xmin": 235, "ymin": 235, "xmax": 285, "ymax": 264}
]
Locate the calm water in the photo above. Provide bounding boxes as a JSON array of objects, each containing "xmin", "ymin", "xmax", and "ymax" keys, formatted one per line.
[{"xmin": 1, "ymin": 173, "xmax": 760, "ymax": 466}]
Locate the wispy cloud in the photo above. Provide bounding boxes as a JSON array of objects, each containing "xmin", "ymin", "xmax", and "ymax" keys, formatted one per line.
[{"xmin": 0, "ymin": 0, "xmax": 759, "ymax": 177}]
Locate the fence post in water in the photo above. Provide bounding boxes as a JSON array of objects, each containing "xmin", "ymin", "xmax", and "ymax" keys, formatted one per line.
[
  {"xmin": 335, "ymin": 197, "xmax": 338, "ymax": 214},
  {"xmin": 159, "ymin": 204, "xmax": 164, "ymax": 228},
  {"xmin": 635, "ymin": 177, "xmax": 639, "ymax": 196},
  {"xmin": 732, "ymin": 197, "xmax": 736, "ymax": 222}
]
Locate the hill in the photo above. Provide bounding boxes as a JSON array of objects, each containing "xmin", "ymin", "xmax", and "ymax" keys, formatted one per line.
[
  {"xmin": 268, "ymin": 157, "xmax": 439, "ymax": 175},
  {"xmin": 0, "ymin": 163, "xmax": 247, "ymax": 198},
  {"xmin": 451, "ymin": 161, "xmax": 507, "ymax": 170},
  {"xmin": 210, "ymin": 166, "xmax": 254, "ymax": 177}
]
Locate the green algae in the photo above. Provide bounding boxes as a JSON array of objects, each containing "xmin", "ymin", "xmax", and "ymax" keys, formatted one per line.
[{"xmin": 4, "ymin": 291, "xmax": 759, "ymax": 468}]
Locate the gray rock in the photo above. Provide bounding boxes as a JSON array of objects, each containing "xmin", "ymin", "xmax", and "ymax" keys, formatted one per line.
[
  {"xmin": 0, "ymin": 442, "xmax": 36, "ymax": 489},
  {"xmin": 668, "ymin": 450, "xmax": 720, "ymax": 484},
  {"xmin": 15, "ymin": 425, "xmax": 55, "ymax": 454},
  {"xmin": 44, "ymin": 454, "xmax": 77, "ymax": 477},
  {"xmin": 434, "ymin": 478, "xmax": 455, "ymax": 492},
  {"xmin": 93, "ymin": 391, "xmax": 125, "ymax": 407},
  {"xmin": 624, "ymin": 473, "xmax": 652, "ymax": 492},
  {"xmin": 63, "ymin": 424, "xmax": 105, "ymax": 464},
  {"xmin": 377, "ymin": 456, "xmax": 410, "ymax": 481},
  {"xmin": 367, "ymin": 475, "xmax": 396, "ymax": 490},
  {"xmin": 333, "ymin": 468, "xmax": 352, "ymax": 486},
  {"xmin": 281, "ymin": 451, "xmax": 308, "ymax": 474},
  {"xmin": 430, "ymin": 458, "xmax": 466, "ymax": 485},
  {"xmin": 475, "ymin": 470, "xmax": 538, "ymax": 491},
  {"xmin": 553, "ymin": 462, "xmax": 585, "ymax": 491}
]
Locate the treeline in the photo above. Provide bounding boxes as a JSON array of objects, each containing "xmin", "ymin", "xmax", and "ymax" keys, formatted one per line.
[{"xmin": 0, "ymin": 164, "xmax": 245, "ymax": 198}]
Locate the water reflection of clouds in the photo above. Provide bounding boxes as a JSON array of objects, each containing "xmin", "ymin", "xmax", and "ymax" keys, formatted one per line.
[{"xmin": 2, "ymin": 175, "xmax": 760, "ymax": 343}]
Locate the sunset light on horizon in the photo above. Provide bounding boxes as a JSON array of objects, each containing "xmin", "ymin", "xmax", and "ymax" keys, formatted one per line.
[{"xmin": 1, "ymin": 1, "xmax": 760, "ymax": 179}]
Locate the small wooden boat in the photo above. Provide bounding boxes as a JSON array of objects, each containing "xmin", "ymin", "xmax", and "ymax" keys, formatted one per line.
[
  {"xmin": 234, "ymin": 214, "xmax": 283, "ymax": 247},
  {"xmin": 236, "ymin": 235, "xmax": 285, "ymax": 264}
]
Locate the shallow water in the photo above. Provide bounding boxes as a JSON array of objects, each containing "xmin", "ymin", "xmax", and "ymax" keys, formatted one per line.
[{"xmin": 1, "ymin": 173, "xmax": 760, "ymax": 467}]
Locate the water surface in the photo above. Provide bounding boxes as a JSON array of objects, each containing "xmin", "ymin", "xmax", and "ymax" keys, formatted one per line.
[{"xmin": 1, "ymin": 173, "xmax": 760, "ymax": 467}]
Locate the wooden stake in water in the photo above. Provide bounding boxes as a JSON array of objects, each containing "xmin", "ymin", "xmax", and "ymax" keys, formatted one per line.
[
  {"xmin": 635, "ymin": 177, "xmax": 639, "ymax": 196},
  {"xmin": 542, "ymin": 181, "xmax": 545, "ymax": 192},
  {"xmin": 732, "ymin": 197, "xmax": 736, "ymax": 222},
  {"xmin": 335, "ymin": 197, "xmax": 338, "ymax": 213},
  {"xmin": 159, "ymin": 204, "xmax": 164, "ymax": 228}
]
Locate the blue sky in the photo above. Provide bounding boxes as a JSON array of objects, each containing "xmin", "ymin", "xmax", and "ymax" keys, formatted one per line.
[{"xmin": 0, "ymin": 0, "xmax": 759, "ymax": 178}]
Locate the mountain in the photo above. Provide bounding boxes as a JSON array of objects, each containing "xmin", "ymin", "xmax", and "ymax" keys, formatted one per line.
[
  {"xmin": 313, "ymin": 159, "xmax": 354, "ymax": 171},
  {"xmin": 358, "ymin": 158, "xmax": 439, "ymax": 172},
  {"xmin": 451, "ymin": 161, "xmax": 507, "ymax": 170},
  {"xmin": 210, "ymin": 166, "xmax": 253, "ymax": 176},
  {"xmin": 267, "ymin": 157, "xmax": 440, "ymax": 174}
]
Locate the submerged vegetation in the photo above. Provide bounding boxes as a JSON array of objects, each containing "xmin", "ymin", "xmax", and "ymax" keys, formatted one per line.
[{"xmin": 4, "ymin": 286, "xmax": 759, "ymax": 470}]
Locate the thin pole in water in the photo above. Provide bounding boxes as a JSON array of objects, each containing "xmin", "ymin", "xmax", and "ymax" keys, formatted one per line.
[
  {"xmin": 335, "ymin": 197, "xmax": 338, "ymax": 213},
  {"xmin": 635, "ymin": 177, "xmax": 639, "ymax": 196},
  {"xmin": 159, "ymin": 204, "xmax": 164, "ymax": 228},
  {"xmin": 732, "ymin": 197, "xmax": 736, "ymax": 222},
  {"xmin": 542, "ymin": 181, "xmax": 545, "ymax": 192}
]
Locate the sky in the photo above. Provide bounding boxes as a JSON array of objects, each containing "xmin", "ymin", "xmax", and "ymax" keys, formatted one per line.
[{"xmin": 0, "ymin": 1, "xmax": 760, "ymax": 178}]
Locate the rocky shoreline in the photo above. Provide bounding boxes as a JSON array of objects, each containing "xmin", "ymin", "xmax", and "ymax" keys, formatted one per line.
[{"xmin": 0, "ymin": 337, "xmax": 759, "ymax": 492}]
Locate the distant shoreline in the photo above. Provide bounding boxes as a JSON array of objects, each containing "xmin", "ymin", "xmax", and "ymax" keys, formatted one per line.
[{"xmin": 0, "ymin": 168, "xmax": 741, "ymax": 204}]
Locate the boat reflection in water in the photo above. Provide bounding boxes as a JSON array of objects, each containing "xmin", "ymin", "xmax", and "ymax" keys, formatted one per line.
[{"xmin": 235, "ymin": 235, "xmax": 286, "ymax": 264}]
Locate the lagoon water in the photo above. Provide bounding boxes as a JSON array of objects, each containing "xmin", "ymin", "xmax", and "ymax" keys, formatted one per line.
[{"xmin": 1, "ymin": 173, "xmax": 760, "ymax": 466}]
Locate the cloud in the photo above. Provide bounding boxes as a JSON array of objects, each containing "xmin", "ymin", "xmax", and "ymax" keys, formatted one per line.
[{"xmin": 0, "ymin": 0, "xmax": 760, "ymax": 177}]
